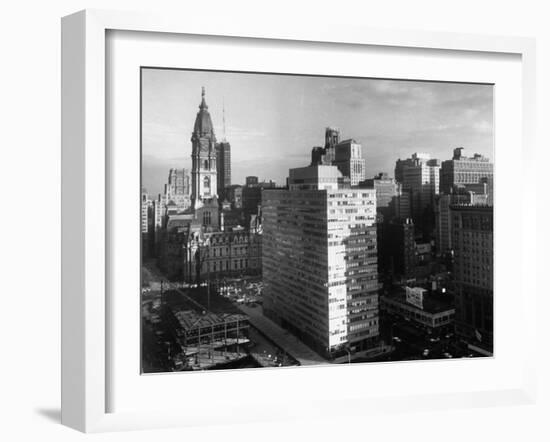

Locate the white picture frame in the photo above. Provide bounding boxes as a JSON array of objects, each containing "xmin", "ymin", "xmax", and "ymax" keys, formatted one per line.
[{"xmin": 61, "ymin": 9, "xmax": 537, "ymax": 433}]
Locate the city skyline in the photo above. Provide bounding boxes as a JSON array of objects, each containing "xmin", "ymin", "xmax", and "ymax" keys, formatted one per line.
[
  {"xmin": 141, "ymin": 69, "xmax": 495, "ymax": 372},
  {"xmin": 142, "ymin": 68, "xmax": 494, "ymax": 197}
]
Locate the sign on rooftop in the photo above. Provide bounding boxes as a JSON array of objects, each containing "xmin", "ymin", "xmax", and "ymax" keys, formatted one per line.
[{"xmin": 405, "ymin": 286, "xmax": 426, "ymax": 310}]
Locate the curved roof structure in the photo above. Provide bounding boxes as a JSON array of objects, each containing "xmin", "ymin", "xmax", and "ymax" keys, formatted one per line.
[{"xmin": 192, "ymin": 87, "xmax": 216, "ymax": 140}]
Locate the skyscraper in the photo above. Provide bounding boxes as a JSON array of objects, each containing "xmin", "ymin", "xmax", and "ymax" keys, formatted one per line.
[
  {"xmin": 241, "ymin": 179, "xmax": 276, "ymax": 223},
  {"xmin": 164, "ymin": 168, "xmax": 191, "ymax": 210},
  {"xmin": 191, "ymin": 87, "xmax": 218, "ymax": 208},
  {"xmin": 152, "ymin": 195, "xmax": 165, "ymax": 253},
  {"xmin": 141, "ymin": 188, "xmax": 151, "ymax": 234},
  {"xmin": 311, "ymin": 127, "xmax": 340, "ymax": 166},
  {"xmin": 378, "ymin": 218, "xmax": 416, "ymax": 279},
  {"xmin": 435, "ymin": 184, "xmax": 490, "ymax": 254},
  {"xmin": 450, "ymin": 205, "xmax": 493, "ymax": 355},
  {"xmin": 332, "ymin": 139, "xmax": 366, "ymax": 186},
  {"xmin": 324, "ymin": 126, "xmax": 339, "ymax": 163},
  {"xmin": 215, "ymin": 99, "xmax": 232, "ymax": 200},
  {"xmin": 165, "ymin": 168, "xmax": 189, "ymax": 196},
  {"xmin": 141, "ymin": 188, "xmax": 153, "ymax": 257},
  {"xmin": 395, "ymin": 153, "xmax": 441, "ymax": 223},
  {"xmin": 215, "ymin": 141, "xmax": 231, "ymax": 200},
  {"xmin": 262, "ymin": 165, "xmax": 379, "ymax": 358},
  {"xmin": 310, "ymin": 128, "xmax": 366, "ymax": 186}
]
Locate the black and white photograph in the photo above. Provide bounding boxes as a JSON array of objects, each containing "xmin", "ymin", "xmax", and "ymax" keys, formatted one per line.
[
  {"xmin": 3, "ymin": 0, "xmax": 548, "ymax": 439},
  {"xmin": 140, "ymin": 68, "xmax": 494, "ymax": 373}
]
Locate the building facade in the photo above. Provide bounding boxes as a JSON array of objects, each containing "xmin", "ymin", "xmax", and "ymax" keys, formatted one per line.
[
  {"xmin": 201, "ymin": 226, "xmax": 262, "ymax": 278},
  {"xmin": 141, "ymin": 189, "xmax": 151, "ymax": 234},
  {"xmin": 381, "ymin": 287, "xmax": 455, "ymax": 330},
  {"xmin": 311, "ymin": 127, "xmax": 341, "ymax": 165},
  {"xmin": 378, "ymin": 217, "xmax": 416, "ymax": 280},
  {"xmin": 450, "ymin": 205, "xmax": 493, "ymax": 354},
  {"xmin": 398, "ymin": 153, "xmax": 440, "ymax": 219},
  {"xmin": 165, "ymin": 168, "xmax": 190, "ymax": 197},
  {"xmin": 262, "ymin": 165, "xmax": 379, "ymax": 358},
  {"xmin": 395, "ymin": 153, "xmax": 441, "ymax": 239},
  {"xmin": 241, "ymin": 179, "xmax": 277, "ymax": 221},
  {"xmin": 226, "ymin": 185, "xmax": 243, "ymax": 209},
  {"xmin": 435, "ymin": 184, "xmax": 490, "ymax": 255},
  {"xmin": 141, "ymin": 189, "xmax": 153, "ymax": 257},
  {"xmin": 332, "ymin": 139, "xmax": 366, "ymax": 186},
  {"xmin": 396, "ymin": 188, "xmax": 411, "ymax": 220},
  {"xmin": 359, "ymin": 172, "xmax": 400, "ymax": 219},
  {"xmin": 159, "ymin": 220, "xmax": 262, "ymax": 282},
  {"xmin": 163, "ymin": 168, "xmax": 191, "ymax": 211},
  {"xmin": 310, "ymin": 128, "xmax": 366, "ymax": 186},
  {"xmin": 245, "ymin": 176, "xmax": 258, "ymax": 186},
  {"xmin": 440, "ymin": 147, "xmax": 493, "ymax": 195}
]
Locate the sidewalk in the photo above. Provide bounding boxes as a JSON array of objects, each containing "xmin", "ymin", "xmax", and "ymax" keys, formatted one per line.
[
  {"xmin": 237, "ymin": 304, "xmax": 327, "ymax": 366},
  {"xmin": 332, "ymin": 344, "xmax": 394, "ymax": 364}
]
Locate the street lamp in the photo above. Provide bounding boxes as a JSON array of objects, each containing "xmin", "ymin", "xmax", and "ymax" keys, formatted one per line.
[{"xmin": 344, "ymin": 345, "xmax": 351, "ymax": 364}]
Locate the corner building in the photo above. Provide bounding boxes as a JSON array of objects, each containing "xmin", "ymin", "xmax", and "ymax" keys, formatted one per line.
[{"xmin": 262, "ymin": 165, "xmax": 379, "ymax": 358}]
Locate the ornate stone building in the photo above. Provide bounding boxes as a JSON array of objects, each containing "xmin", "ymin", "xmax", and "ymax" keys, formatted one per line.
[
  {"xmin": 158, "ymin": 215, "xmax": 262, "ymax": 282},
  {"xmin": 157, "ymin": 88, "xmax": 262, "ymax": 282}
]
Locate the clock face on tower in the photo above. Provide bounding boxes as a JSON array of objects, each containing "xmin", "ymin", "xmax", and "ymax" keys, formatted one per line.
[{"xmin": 199, "ymin": 139, "xmax": 210, "ymax": 152}]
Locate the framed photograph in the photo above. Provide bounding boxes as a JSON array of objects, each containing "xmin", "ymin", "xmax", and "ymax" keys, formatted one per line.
[{"xmin": 61, "ymin": 9, "xmax": 537, "ymax": 433}]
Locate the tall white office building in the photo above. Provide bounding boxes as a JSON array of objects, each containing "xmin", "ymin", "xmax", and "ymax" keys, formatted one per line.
[{"xmin": 262, "ymin": 165, "xmax": 379, "ymax": 358}]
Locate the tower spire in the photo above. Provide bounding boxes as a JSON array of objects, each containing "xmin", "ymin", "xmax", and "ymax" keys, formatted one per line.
[{"xmin": 200, "ymin": 86, "xmax": 208, "ymax": 109}]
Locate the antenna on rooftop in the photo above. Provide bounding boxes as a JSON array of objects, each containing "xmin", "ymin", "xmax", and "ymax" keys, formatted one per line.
[{"xmin": 222, "ymin": 98, "xmax": 226, "ymax": 142}]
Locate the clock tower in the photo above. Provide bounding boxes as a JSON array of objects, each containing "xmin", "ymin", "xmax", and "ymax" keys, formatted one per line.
[{"xmin": 191, "ymin": 87, "xmax": 218, "ymax": 208}]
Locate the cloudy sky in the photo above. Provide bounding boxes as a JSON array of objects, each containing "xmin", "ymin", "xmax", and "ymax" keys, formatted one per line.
[{"xmin": 142, "ymin": 68, "xmax": 493, "ymax": 197}]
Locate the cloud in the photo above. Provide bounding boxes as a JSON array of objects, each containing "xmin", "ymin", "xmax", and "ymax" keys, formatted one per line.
[
  {"xmin": 472, "ymin": 120, "xmax": 493, "ymax": 134},
  {"xmin": 142, "ymin": 70, "xmax": 493, "ymax": 192},
  {"xmin": 226, "ymin": 127, "xmax": 267, "ymax": 140}
]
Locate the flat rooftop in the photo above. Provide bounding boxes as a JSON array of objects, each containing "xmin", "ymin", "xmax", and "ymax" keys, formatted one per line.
[{"xmin": 383, "ymin": 289, "xmax": 454, "ymax": 314}]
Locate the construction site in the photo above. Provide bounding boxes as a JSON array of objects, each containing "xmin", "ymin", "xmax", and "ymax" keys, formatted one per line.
[{"xmin": 141, "ymin": 273, "xmax": 299, "ymax": 372}]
